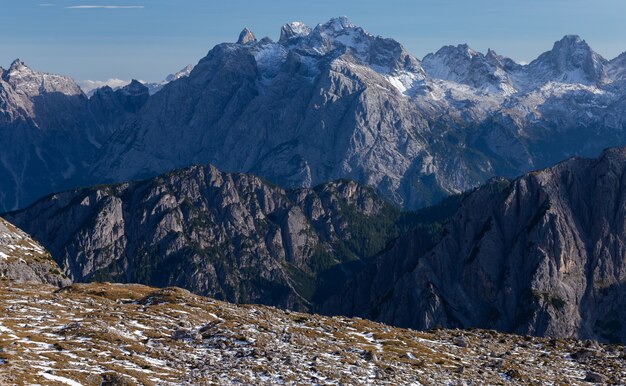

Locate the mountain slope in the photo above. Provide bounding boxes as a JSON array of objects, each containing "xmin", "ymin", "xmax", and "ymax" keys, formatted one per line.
[
  {"xmin": 0, "ymin": 217, "xmax": 69, "ymax": 286},
  {"xmin": 327, "ymin": 147, "xmax": 626, "ymax": 344},
  {"xmin": 5, "ymin": 164, "xmax": 417, "ymax": 311},
  {"xmin": 3, "ymin": 282, "xmax": 623, "ymax": 385}
]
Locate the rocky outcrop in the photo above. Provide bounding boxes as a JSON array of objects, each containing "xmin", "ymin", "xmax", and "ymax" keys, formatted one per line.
[
  {"xmin": 327, "ymin": 147, "xmax": 626, "ymax": 343},
  {"xmin": 6, "ymin": 165, "xmax": 414, "ymax": 311},
  {"xmin": 237, "ymin": 28, "xmax": 257, "ymax": 44},
  {"xmin": 0, "ymin": 217, "xmax": 69, "ymax": 286}
]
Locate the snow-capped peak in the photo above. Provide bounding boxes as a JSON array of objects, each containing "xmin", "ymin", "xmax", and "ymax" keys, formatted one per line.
[
  {"xmin": 318, "ymin": 16, "xmax": 355, "ymax": 33},
  {"xmin": 526, "ymin": 35, "xmax": 608, "ymax": 85},
  {"xmin": 302, "ymin": 16, "xmax": 371, "ymax": 54},
  {"xmin": 422, "ymin": 44, "xmax": 519, "ymax": 95},
  {"xmin": 279, "ymin": 22, "xmax": 312, "ymax": 43},
  {"xmin": 165, "ymin": 64, "xmax": 194, "ymax": 82},
  {"xmin": 2, "ymin": 58, "xmax": 83, "ymax": 97},
  {"xmin": 422, "ymin": 44, "xmax": 480, "ymax": 80}
]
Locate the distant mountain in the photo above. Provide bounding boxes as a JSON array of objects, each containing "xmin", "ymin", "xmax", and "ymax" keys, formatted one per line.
[
  {"xmin": 525, "ymin": 35, "xmax": 608, "ymax": 86},
  {"xmin": 6, "ymin": 164, "xmax": 419, "ymax": 311},
  {"xmin": 78, "ymin": 64, "xmax": 195, "ymax": 97},
  {"xmin": 89, "ymin": 20, "xmax": 626, "ymax": 209},
  {"xmin": 608, "ymin": 51, "xmax": 626, "ymax": 80},
  {"xmin": 78, "ymin": 78, "xmax": 130, "ymax": 97},
  {"xmin": 4, "ymin": 18, "xmax": 626, "ymax": 211},
  {"xmin": 0, "ymin": 60, "xmax": 156, "ymax": 212},
  {"xmin": 326, "ymin": 147, "xmax": 626, "ymax": 344},
  {"xmin": 0, "ymin": 59, "xmax": 105, "ymax": 211},
  {"xmin": 422, "ymin": 45, "xmax": 520, "ymax": 94}
]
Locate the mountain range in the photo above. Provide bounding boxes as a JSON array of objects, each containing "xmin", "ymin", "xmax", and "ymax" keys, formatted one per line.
[
  {"xmin": 78, "ymin": 64, "xmax": 195, "ymax": 97},
  {"xmin": 4, "ymin": 17, "xmax": 626, "ymax": 349},
  {"xmin": 2, "ymin": 17, "xmax": 626, "ymax": 213},
  {"xmin": 6, "ymin": 146, "xmax": 626, "ymax": 344},
  {"xmin": 5, "ymin": 165, "xmax": 427, "ymax": 311}
]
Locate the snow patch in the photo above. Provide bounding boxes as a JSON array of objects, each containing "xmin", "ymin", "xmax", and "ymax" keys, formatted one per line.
[
  {"xmin": 39, "ymin": 372, "xmax": 83, "ymax": 386},
  {"xmin": 386, "ymin": 71, "xmax": 424, "ymax": 96}
]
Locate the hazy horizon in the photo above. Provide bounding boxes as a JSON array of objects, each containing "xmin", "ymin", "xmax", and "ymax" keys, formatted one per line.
[{"xmin": 2, "ymin": 0, "xmax": 626, "ymax": 83}]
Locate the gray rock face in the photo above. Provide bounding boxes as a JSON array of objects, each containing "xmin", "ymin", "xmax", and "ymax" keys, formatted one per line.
[
  {"xmin": 6, "ymin": 165, "xmax": 410, "ymax": 311},
  {"xmin": 237, "ymin": 28, "xmax": 257, "ymax": 44},
  {"xmin": 327, "ymin": 147, "xmax": 626, "ymax": 343},
  {"xmin": 608, "ymin": 52, "xmax": 626, "ymax": 80},
  {"xmin": 0, "ymin": 217, "xmax": 70, "ymax": 286}
]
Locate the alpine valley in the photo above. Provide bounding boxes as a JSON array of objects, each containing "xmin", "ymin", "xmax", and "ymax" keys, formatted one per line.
[{"xmin": 3, "ymin": 16, "xmax": 626, "ymax": 385}]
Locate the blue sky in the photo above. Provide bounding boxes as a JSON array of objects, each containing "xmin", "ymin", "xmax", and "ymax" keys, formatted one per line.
[{"xmin": 2, "ymin": 0, "xmax": 625, "ymax": 82}]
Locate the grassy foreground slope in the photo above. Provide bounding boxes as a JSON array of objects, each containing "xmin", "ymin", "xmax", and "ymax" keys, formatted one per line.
[{"xmin": 1, "ymin": 281, "xmax": 624, "ymax": 385}]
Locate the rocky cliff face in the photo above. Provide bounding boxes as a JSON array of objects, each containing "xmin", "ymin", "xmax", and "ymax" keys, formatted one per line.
[
  {"xmin": 327, "ymin": 147, "xmax": 626, "ymax": 344},
  {"xmin": 0, "ymin": 217, "xmax": 69, "ymax": 286},
  {"xmin": 6, "ymin": 165, "xmax": 414, "ymax": 311}
]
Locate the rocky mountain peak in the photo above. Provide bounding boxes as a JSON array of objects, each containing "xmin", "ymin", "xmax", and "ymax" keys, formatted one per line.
[
  {"xmin": 422, "ymin": 44, "xmax": 518, "ymax": 93},
  {"xmin": 422, "ymin": 44, "xmax": 478, "ymax": 73},
  {"xmin": 317, "ymin": 16, "xmax": 355, "ymax": 34},
  {"xmin": 118, "ymin": 79, "xmax": 148, "ymax": 95},
  {"xmin": 1, "ymin": 58, "xmax": 83, "ymax": 97},
  {"xmin": 237, "ymin": 28, "xmax": 257, "ymax": 44},
  {"xmin": 114, "ymin": 79, "xmax": 149, "ymax": 112},
  {"xmin": 549, "ymin": 35, "xmax": 596, "ymax": 62},
  {"xmin": 165, "ymin": 63, "xmax": 195, "ymax": 82},
  {"xmin": 527, "ymin": 34, "xmax": 607, "ymax": 85},
  {"xmin": 279, "ymin": 21, "xmax": 312, "ymax": 43},
  {"xmin": 8, "ymin": 58, "xmax": 28, "ymax": 73},
  {"xmin": 3, "ymin": 59, "xmax": 34, "ymax": 82},
  {"xmin": 300, "ymin": 16, "xmax": 371, "ymax": 55}
]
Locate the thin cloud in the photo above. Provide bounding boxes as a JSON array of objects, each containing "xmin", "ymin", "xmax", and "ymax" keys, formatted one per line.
[
  {"xmin": 66, "ymin": 5, "xmax": 144, "ymax": 9},
  {"xmin": 39, "ymin": 3, "xmax": 54, "ymax": 6}
]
